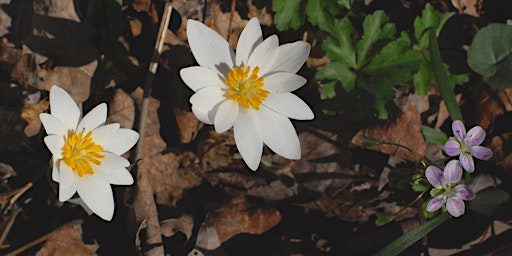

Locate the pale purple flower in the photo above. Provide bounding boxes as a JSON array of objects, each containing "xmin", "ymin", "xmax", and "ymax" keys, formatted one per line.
[
  {"xmin": 444, "ymin": 120, "xmax": 493, "ymax": 172},
  {"xmin": 425, "ymin": 160, "xmax": 475, "ymax": 217}
]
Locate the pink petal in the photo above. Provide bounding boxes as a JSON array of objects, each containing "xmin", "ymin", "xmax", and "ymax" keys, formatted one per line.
[
  {"xmin": 466, "ymin": 126, "xmax": 486, "ymax": 146},
  {"xmin": 443, "ymin": 160, "xmax": 462, "ymax": 184},
  {"xmin": 471, "ymin": 146, "xmax": 493, "ymax": 160},
  {"xmin": 454, "ymin": 185, "xmax": 475, "ymax": 201},
  {"xmin": 446, "ymin": 198, "xmax": 465, "ymax": 217},
  {"xmin": 425, "ymin": 165, "xmax": 444, "ymax": 188},
  {"xmin": 426, "ymin": 197, "xmax": 445, "ymax": 212},
  {"xmin": 444, "ymin": 140, "xmax": 461, "ymax": 156},
  {"xmin": 459, "ymin": 153, "xmax": 475, "ymax": 173},
  {"xmin": 452, "ymin": 120, "xmax": 466, "ymax": 141}
]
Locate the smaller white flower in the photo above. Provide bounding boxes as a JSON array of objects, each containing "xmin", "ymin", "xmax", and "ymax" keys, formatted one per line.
[
  {"xmin": 180, "ymin": 18, "xmax": 314, "ymax": 170},
  {"xmin": 40, "ymin": 86, "xmax": 139, "ymax": 221}
]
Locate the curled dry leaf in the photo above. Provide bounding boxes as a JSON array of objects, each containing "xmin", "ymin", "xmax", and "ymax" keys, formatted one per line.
[
  {"xmin": 160, "ymin": 215, "xmax": 194, "ymax": 239},
  {"xmin": 0, "ymin": 5, "xmax": 11, "ymax": 37},
  {"xmin": 211, "ymin": 196, "xmax": 282, "ymax": 243},
  {"xmin": 106, "ymin": 89, "xmax": 135, "ymax": 129},
  {"xmin": 352, "ymin": 94, "xmax": 427, "ymax": 162},
  {"xmin": 20, "ymin": 98, "xmax": 49, "ymax": 137},
  {"xmin": 37, "ymin": 219, "xmax": 99, "ymax": 256},
  {"xmin": 198, "ymin": 130, "xmax": 243, "ymax": 171},
  {"xmin": 194, "ymin": 215, "xmax": 221, "ymax": 251}
]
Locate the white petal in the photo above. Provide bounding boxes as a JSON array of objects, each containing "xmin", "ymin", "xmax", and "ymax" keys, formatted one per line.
[
  {"xmin": 49, "ymin": 86, "xmax": 81, "ymax": 130},
  {"xmin": 94, "ymin": 127, "xmax": 139, "ymax": 155},
  {"xmin": 236, "ymin": 18, "xmax": 263, "ymax": 66},
  {"xmin": 59, "ymin": 161, "xmax": 77, "ymax": 186},
  {"xmin": 253, "ymin": 106, "xmax": 301, "ymax": 159},
  {"xmin": 263, "ymin": 72, "xmax": 307, "ymax": 93},
  {"xmin": 258, "ymin": 41, "xmax": 310, "ymax": 76},
  {"xmin": 180, "ymin": 66, "xmax": 226, "ymax": 92},
  {"xmin": 94, "ymin": 168, "xmax": 133, "ymax": 185},
  {"xmin": 40, "ymin": 113, "xmax": 67, "ymax": 135},
  {"xmin": 234, "ymin": 109, "xmax": 263, "ymax": 170},
  {"xmin": 263, "ymin": 93, "xmax": 314, "ymax": 120},
  {"xmin": 44, "ymin": 134, "xmax": 64, "ymax": 159},
  {"xmin": 192, "ymin": 105, "xmax": 214, "ymax": 125},
  {"xmin": 190, "ymin": 87, "xmax": 226, "ymax": 124},
  {"xmin": 76, "ymin": 177, "xmax": 115, "ymax": 221},
  {"xmin": 90, "ymin": 123, "xmax": 120, "ymax": 148},
  {"xmin": 96, "ymin": 152, "xmax": 130, "ymax": 170},
  {"xmin": 187, "ymin": 19, "xmax": 235, "ymax": 76},
  {"xmin": 77, "ymin": 103, "xmax": 107, "ymax": 132},
  {"xmin": 52, "ymin": 162, "xmax": 60, "ymax": 182},
  {"xmin": 247, "ymin": 35, "xmax": 279, "ymax": 70},
  {"xmin": 59, "ymin": 182, "xmax": 77, "ymax": 202},
  {"xmin": 214, "ymin": 100, "xmax": 239, "ymax": 133}
]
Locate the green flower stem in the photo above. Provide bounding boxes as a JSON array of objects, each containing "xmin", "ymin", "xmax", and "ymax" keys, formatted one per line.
[
  {"xmin": 429, "ymin": 28, "xmax": 463, "ymax": 121},
  {"xmin": 374, "ymin": 212, "xmax": 450, "ymax": 256}
]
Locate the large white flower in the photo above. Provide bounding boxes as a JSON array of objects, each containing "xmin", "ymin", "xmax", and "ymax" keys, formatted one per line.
[
  {"xmin": 40, "ymin": 86, "xmax": 139, "ymax": 221},
  {"xmin": 180, "ymin": 18, "xmax": 314, "ymax": 170}
]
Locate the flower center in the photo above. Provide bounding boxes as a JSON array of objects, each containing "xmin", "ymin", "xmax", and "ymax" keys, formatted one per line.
[
  {"xmin": 62, "ymin": 130, "xmax": 104, "ymax": 177},
  {"xmin": 224, "ymin": 66, "xmax": 269, "ymax": 110}
]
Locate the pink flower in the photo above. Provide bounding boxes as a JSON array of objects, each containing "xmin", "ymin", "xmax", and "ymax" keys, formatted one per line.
[
  {"xmin": 444, "ymin": 120, "xmax": 493, "ymax": 172},
  {"xmin": 425, "ymin": 160, "xmax": 475, "ymax": 217}
]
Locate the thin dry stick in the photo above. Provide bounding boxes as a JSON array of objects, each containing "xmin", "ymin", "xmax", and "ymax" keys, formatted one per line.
[
  {"xmin": 4, "ymin": 232, "xmax": 52, "ymax": 256},
  {"xmin": 132, "ymin": 2, "xmax": 173, "ymax": 256},
  {"xmin": 135, "ymin": 2, "xmax": 173, "ymax": 161},
  {"xmin": 227, "ymin": 0, "xmax": 236, "ymax": 41},
  {"xmin": 0, "ymin": 204, "xmax": 22, "ymax": 247}
]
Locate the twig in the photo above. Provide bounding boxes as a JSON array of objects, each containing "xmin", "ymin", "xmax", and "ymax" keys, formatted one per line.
[
  {"xmin": 4, "ymin": 232, "xmax": 52, "ymax": 256},
  {"xmin": 227, "ymin": 0, "xmax": 236, "ymax": 41},
  {"xmin": 0, "ymin": 204, "xmax": 22, "ymax": 247},
  {"xmin": 135, "ymin": 2, "xmax": 174, "ymax": 161},
  {"xmin": 132, "ymin": 2, "xmax": 173, "ymax": 256}
]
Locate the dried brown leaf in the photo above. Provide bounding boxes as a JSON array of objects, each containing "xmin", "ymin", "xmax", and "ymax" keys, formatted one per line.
[
  {"xmin": 38, "ymin": 220, "xmax": 99, "ymax": 256},
  {"xmin": 34, "ymin": 59, "xmax": 98, "ymax": 104},
  {"xmin": 211, "ymin": 196, "xmax": 281, "ymax": 243},
  {"xmin": 34, "ymin": 0, "xmax": 80, "ymax": 22},
  {"xmin": 107, "ymin": 89, "xmax": 135, "ymax": 129},
  {"xmin": 20, "ymin": 98, "xmax": 49, "ymax": 137},
  {"xmin": 352, "ymin": 94, "xmax": 426, "ymax": 162},
  {"xmin": 160, "ymin": 215, "xmax": 194, "ymax": 239},
  {"xmin": 204, "ymin": 2, "xmax": 247, "ymax": 49},
  {"xmin": 173, "ymin": 108, "xmax": 201, "ymax": 143},
  {"xmin": 451, "ymin": 0, "xmax": 482, "ymax": 17}
]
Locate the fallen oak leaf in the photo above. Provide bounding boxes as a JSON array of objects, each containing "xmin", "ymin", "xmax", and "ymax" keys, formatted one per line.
[
  {"xmin": 20, "ymin": 95, "xmax": 49, "ymax": 137},
  {"xmin": 37, "ymin": 219, "xmax": 99, "ymax": 256}
]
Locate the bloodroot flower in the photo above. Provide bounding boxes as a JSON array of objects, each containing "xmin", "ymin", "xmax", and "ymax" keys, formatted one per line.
[
  {"xmin": 426, "ymin": 160, "xmax": 475, "ymax": 217},
  {"xmin": 180, "ymin": 18, "xmax": 314, "ymax": 170},
  {"xmin": 40, "ymin": 86, "xmax": 139, "ymax": 221},
  {"xmin": 444, "ymin": 120, "xmax": 493, "ymax": 172}
]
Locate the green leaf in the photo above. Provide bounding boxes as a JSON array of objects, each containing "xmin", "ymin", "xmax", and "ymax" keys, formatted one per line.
[
  {"xmin": 412, "ymin": 4, "xmax": 464, "ymax": 96},
  {"xmin": 272, "ymin": 0, "xmax": 305, "ymax": 30},
  {"xmin": 359, "ymin": 32, "xmax": 422, "ymax": 118},
  {"xmin": 421, "ymin": 125, "xmax": 448, "ymax": 145},
  {"xmin": 467, "ymin": 23, "xmax": 512, "ymax": 88},
  {"xmin": 356, "ymin": 10, "xmax": 395, "ymax": 68},
  {"xmin": 429, "ymin": 28, "xmax": 463, "ymax": 121},
  {"xmin": 317, "ymin": 62, "xmax": 357, "ymax": 91},
  {"xmin": 320, "ymin": 81, "xmax": 337, "ymax": 99},
  {"xmin": 306, "ymin": 0, "xmax": 337, "ymax": 32},
  {"xmin": 374, "ymin": 213, "xmax": 450, "ymax": 256},
  {"xmin": 470, "ymin": 188, "xmax": 510, "ymax": 218},
  {"xmin": 338, "ymin": 0, "xmax": 353, "ymax": 9},
  {"xmin": 322, "ymin": 18, "xmax": 356, "ymax": 66},
  {"xmin": 375, "ymin": 213, "xmax": 396, "ymax": 226}
]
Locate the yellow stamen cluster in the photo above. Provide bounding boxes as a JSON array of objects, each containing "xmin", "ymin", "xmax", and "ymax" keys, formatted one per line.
[
  {"xmin": 224, "ymin": 66, "xmax": 269, "ymax": 109},
  {"xmin": 62, "ymin": 130, "xmax": 104, "ymax": 177}
]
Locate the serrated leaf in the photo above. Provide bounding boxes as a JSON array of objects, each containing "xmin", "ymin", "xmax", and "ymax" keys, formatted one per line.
[
  {"xmin": 306, "ymin": 0, "xmax": 337, "ymax": 32},
  {"xmin": 272, "ymin": 0, "xmax": 305, "ymax": 30},
  {"xmin": 359, "ymin": 32, "xmax": 422, "ymax": 118},
  {"xmin": 467, "ymin": 23, "xmax": 512, "ymax": 88},
  {"xmin": 322, "ymin": 18, "xmax": 356, "ymax": 66},
  {"xmin": 356, "ymin": 11, "xmax": 396, "ymax": 67},
  {"xmin": 317, "ymin": 62, "xmax": 356, "ymax": 91}
]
